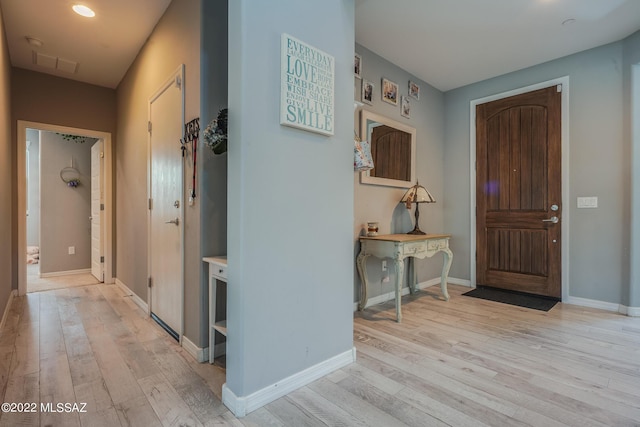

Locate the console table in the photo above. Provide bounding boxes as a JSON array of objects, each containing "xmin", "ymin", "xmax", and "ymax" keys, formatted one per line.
[
  {"xmin": 203, "ymin": 256, "xmax": 227, "ymax": 364},
  {"xmin": 356, "ymin": 234, "xmax": 453, "ymax": 322}
]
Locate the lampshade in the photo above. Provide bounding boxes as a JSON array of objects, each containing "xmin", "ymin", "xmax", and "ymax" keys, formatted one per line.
[
  {"xmin": 400, "ymin": 181, "xmax": 435, "ymax": 235},
  {"xmin": 400, "ymin": 182, "xmax": 435, "ymax": 209}
]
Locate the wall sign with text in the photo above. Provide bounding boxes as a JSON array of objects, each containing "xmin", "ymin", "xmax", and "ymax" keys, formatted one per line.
[{"xmin": 280, "ymin": 33, "xmax": 335, "ymax": 136}]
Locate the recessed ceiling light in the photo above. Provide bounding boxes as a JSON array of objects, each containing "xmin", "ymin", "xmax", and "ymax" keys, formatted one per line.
[{"xmin": 72, "ymin": 4, "xmax": 96, "ymax": 18}]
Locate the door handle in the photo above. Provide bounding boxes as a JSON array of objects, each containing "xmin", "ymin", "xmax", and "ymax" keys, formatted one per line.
[
  {"xmin": 542, "ymin": 216, "xmax": 559, "ymax": 224},
  {"xmin": 165, "ymin": 218, "xmax": 180, "ymax": 225}
]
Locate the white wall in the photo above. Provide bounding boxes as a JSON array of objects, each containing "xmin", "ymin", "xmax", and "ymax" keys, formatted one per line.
[
  {"xmin": 39, "ymin": 132, "xmax": 92, "ymax": 274},
  {"xmin": 444, "ymin": 39, "xmax": 635, "ymax": 306},
  {"xmin": 353, "ymin": 44, "xmax": 446, "ymax": 303},
  {"xmin": 26, "ymin": 129, "xmax": 40, "ymax": 247},
  {"xmin": 227, "ymin": 0, "xmax": 355, "ymax": 406}
]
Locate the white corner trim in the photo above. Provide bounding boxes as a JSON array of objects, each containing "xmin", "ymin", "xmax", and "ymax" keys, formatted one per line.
[
  {"xmin": 0, "ymin": 290, "xmax": 17, "ymax": 331},
  {"xmin": 40, "ymin": 268, "xmax": 91, "ymax": 278},
  {"xmin": 115, "ymin": 278, "xmax": 149, "ymax": 313},
  {"xmin": 625, "ymin": 306, "xmax": 640, "ymax": 317},
  {"xmin": 566, "ymin": 296, "xmax": 640, "ymax": 317},
  {"xmin": 222, "ymin": 347, "xmax": 356, "ymax": 417},
  {"xmin": 353, "ymin": 276, "xmax": 470, "ymax": 311},
  {"xmin": 182, "ymin": 335, "xmax": 209, "ymax": 363}
]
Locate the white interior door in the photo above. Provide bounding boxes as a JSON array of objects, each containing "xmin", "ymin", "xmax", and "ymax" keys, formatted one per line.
[
  {"xmin": 149, "ymin": 69, "xmax": 184, "ymax": 339},
  {"xmin": 90, "ymin": 139, "xmax": 104, "ymax": 282}
]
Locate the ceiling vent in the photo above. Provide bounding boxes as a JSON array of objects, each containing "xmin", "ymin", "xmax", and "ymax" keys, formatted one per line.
[{"xmin": 32, "ymin": 51, "xmax": 78, "ymax": 74}]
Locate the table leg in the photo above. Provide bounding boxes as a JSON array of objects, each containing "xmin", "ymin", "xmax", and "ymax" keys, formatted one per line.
[
  {"xmin": 356, "ymin": 252, "xmax": 370, "ymax": 311},
  {"xmin": 440, "ymin": 247, "xmax": 453, "ymax": 301},
  {"xmin": 408, "ymin": 257, "xmax": 417, "ymax": 294},
  {"xmin": 394, "ymin": 257, "xmax": 404, "ymax": 322}
]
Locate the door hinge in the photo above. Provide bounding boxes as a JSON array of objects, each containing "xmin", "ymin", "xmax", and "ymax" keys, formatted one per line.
[
  {"xmin": 175, "ymin": 75, "xmax": 182, "ymax": 89},
  {"xmin": 100, "ymin": 256, "xmax": 104, "ymax": 263},
  {"xmin": 148, "ymin": 121, "xmax": 152, "ymax": 133},
  {"xmin": 100, "ymin": 203, "xmax": 104, "ymax": 211},
  {"xmin": 148, "ymin": 198, "xmax": 152, "ymax": 210},
  {"xmin": 100, "ymin": 151, "xmax": 104, "ymax": 158},
  {"xmin": 148, "ymin": 277, "xmax": 152, "ymax": 288},
  {"xmin": 556, "ymin": 84, "xmax": 562, "ymax": 93}
]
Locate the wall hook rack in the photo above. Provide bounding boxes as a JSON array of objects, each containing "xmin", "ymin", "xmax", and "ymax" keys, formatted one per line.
[{"xmin": 181, "ymin": 117, "xmax": 200, "ymax": 201}]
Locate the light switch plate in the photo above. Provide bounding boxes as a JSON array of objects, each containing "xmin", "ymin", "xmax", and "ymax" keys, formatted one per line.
[{"xmin": 577, "ymin": 196, "xmax": 598, "ymax": 208}]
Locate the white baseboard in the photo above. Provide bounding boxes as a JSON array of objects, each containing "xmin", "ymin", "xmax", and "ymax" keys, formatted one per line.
[
  {"xmin": 182, "ymin": 335, "xmax": 209, "ymax": 363},
  {"xmin": 565, "ymin": 296, "xmax": 640, "ymax": 317},
  {"xmin": 222, "ymin": 347, "xmax": 356, "ymax": 417},
  {"xmin": 625, "ymin": 306, "xmax": 640, "ymax": 317},
  {"xmin": 115, "ymin": 278, "xmax": 149, "ymax": 313},
  {"xmin": 353, "ymin": 276, "xmax": 470, "ymax": 311},
  {"xmin": 0, "ymin": 290, "xmax": 17, "ymax": 331},
  {"xmin": 40, "ymin": 268, "xmax": 91, "ymax": 278},
  {"xmin": 447, "ymin": 277, "xmax": 472, "ymax": 287}
]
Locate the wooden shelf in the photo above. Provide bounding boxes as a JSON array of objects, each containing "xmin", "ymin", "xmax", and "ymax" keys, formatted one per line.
[{"xmin": 213, "ymin": 321, "xmax": 227, "ymax": 336}]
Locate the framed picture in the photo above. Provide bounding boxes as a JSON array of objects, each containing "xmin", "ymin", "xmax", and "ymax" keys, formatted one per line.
[
  {"xmin": 381, "ymin": 78, "xmax": 398, "ymax": 105},
  {"xmin": 354, "ymin": 53, "xmax": 362, "ymax": 78},
  {"xmin": 362, "ymin": 80, "xmax": 374, "ymax": 105},
  {"xmin": 409, "ymin": 80, "xmax": 420, "ymax": 100},
  {"xmin": 401, "ymin": 96, "xmax": 411, "ymax": 119}
]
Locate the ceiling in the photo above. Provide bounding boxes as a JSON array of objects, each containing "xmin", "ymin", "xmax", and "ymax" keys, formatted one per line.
[
  {"xmin": 1, "ymin": 1, "xmax": 640, "ymax": 91},
  {"xmin": 0, "ymin": 0, "xmax": 171, "ymax": 89},
  {"xmin": 356, "ymin": 0, "xmax": 640, "ymax": 91}
]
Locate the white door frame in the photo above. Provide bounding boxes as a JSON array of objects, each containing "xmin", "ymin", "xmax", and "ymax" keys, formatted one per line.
[
  {"xmin": 17, "ymin": 121, "xmax": 114, "ymax": 295},
  {"xmin": 147, "ymin": 65, "xmax": 185, "ymax": 342},
  {"xmin": 469, "ymin": 77, "xmax": 570, "ymax": 302}
]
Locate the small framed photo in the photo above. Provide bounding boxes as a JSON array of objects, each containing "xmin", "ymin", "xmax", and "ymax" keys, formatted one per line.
[
  {"xmin": 362, "ymin": 80, "xmax": 374, "ymax": 105},
  {"xmin": 409, "ymin": 81, "xmax": 420, "ymax": 100},
  {"xmin": 354, "ymin": 53, "xmax": 362, "ymax": 78},
  {"xmin": 401, "ymin": 96, "xmax": 411, "ymax": 119},
  {"xmin": 381, "ymin": 78, "xmax": 398, "ymax": 105}
]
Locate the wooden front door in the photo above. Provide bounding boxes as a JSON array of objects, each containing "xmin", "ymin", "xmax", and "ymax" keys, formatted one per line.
[{"xmin": 476, "ymin": 85, "xmax": 561, "ymax": 298}]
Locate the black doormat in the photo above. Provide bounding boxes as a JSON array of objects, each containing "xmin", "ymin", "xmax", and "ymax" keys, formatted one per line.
[{"xmin": 462, "ymin": 286, "xmax": 558, "ymax": 311}]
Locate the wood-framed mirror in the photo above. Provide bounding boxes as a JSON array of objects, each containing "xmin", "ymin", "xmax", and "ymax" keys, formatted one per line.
[{"xmin": 359, "ymin": 110, "xmax": 416, "ymax": 188}]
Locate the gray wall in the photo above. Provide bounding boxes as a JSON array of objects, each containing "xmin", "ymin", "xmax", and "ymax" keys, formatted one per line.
[
  {"xmin": 116, "ymin": 0, "xmax": 202, "ymax": 342},
  {"xmin": 624, "ymin": 31, "xmax": 640, "ymax": 308},
  {"xmin": 39, "ymin": 132, "xmax": 92, "ymax": 274},
  {"xmin": 227, "ymin": 0, "xmax": 355, "ymax": 397},
  {"xmin": 26, "ymin": 129, "xmax": 40, "ymax": 247},
  {"xmin": 444, "ymin": 36, "xmax": 639, "ymax": 306},
  {"xmin": 353, "ymin": 44, "xmax": 446, "ymax": 303},
  {"xmin": 0, "ymin": 5, "xmax": 12, "ymax": 312},
  {"xmin": 199, "ymin": 0, "xmax": 228, "ymax": 346},
  {"xmin": 11, "ymin": 68, "xmax": 117, "ymax": 288}
]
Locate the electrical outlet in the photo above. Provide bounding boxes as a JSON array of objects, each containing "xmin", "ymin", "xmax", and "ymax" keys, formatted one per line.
[
  {"xmin": 68, "ymin": 246, "xmax": 75, "ymax": 255},
  {"xmin": 382, "ymin": 260, "xmax": 387, "ymax": 271},
  {"xmin": 577, "ymin": 196, "xmax": 598, "ymax": 208}
]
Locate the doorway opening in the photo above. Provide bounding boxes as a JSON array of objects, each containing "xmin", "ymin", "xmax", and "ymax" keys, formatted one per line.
[
  {"xmin": 469, "ymin": 77, "xmax": 570, "ymax": 302},
  {"xmin": 17, "ymin": 121, "xmax": 114, "ymax": 296}
]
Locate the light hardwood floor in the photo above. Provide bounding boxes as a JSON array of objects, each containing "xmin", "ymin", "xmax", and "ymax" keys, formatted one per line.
[{"xmin": 0, "ymin": 283, "xmax": 639, "ymax": 426}]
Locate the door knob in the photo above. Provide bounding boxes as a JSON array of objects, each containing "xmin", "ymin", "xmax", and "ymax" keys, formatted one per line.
[
  {"xmin": 542, "ymin": 216, "xmax": 559, "ymax": 224},
  {"xmin": 165, "ymin": 218, "xmax": 180, "ymax": 225}
]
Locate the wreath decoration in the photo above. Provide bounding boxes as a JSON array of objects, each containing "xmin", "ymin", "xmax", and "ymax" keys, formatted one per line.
[
  {"xmin": 203, "ymin": 108, "xmax": 228, "ymax": 155},
  {"xmin": 60, "ymin": 166, "xmax": 81, "ymax": 188}
]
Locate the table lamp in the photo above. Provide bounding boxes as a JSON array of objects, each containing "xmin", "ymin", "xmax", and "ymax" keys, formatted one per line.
[{"xmin": 400, "ymin": 181, "xmax": 435, "ymax": 235}]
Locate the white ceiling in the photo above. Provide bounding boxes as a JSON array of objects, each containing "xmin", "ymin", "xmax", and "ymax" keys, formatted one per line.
[
  {"xmin": 1, "ymin": 1, "xmax": 639, "ymax": 91},
  {"xmin": 356, "ymin": 0, "xmax": 640, "ymax": 91},
  {"xmin": 0, "ymin": 0, "xmax": 171, "ymax": 88}
]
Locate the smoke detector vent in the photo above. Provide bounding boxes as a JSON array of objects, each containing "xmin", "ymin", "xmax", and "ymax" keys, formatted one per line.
[{"xmin": 33, "ymin": 52, "xmax": 78, "ymax": 74}]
